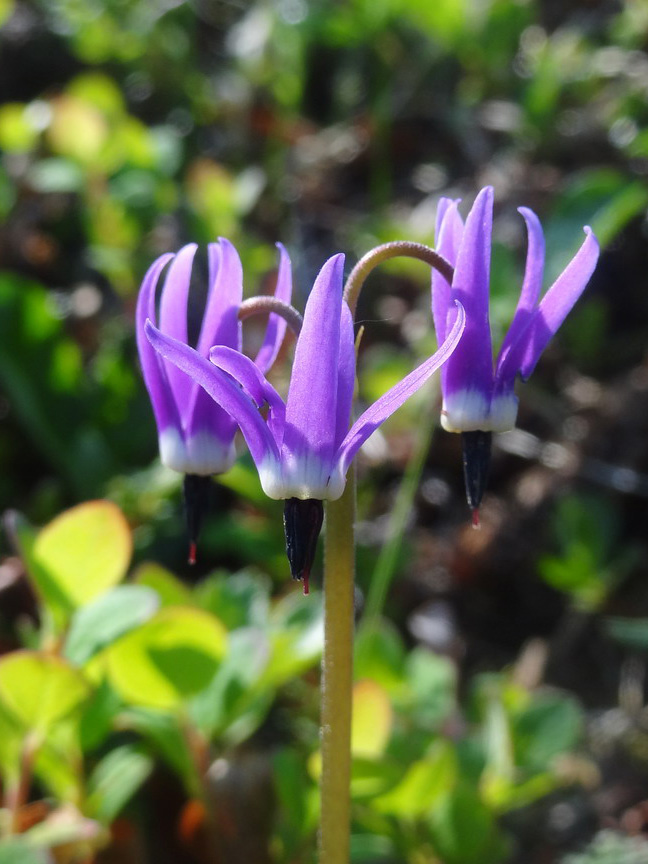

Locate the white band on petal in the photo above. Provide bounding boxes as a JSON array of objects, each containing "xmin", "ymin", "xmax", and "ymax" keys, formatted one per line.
[
  {"xmin": 441, "ymin": 389, "xmax": 518, "ymax": 433},
  {"xmin": 258, "ymin": 452, "xmax": 346, "ymax": 501},
  {"xmin": 159, "ymin": 428, "xmax": 236, "ymax": 475}
]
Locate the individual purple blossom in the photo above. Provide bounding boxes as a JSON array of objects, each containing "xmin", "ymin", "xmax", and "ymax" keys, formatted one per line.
[
  {"xmin": 146, "ymin": 253, "xmax": 466, "ymax": 589},
  {"xmin": 432, "ymin": 186, "xmax": 600, "ymax": 514},
  {"xmin": 136, "ymin": 238, "xmax": 291, "ymax": 476},
  {"xmin": 136, "ymin": 238, "xmax": 291, "ymax": 560}
]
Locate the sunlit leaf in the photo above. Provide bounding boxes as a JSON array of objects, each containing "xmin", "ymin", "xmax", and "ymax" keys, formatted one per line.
[
  {"xmin": 106, "ymin": 607, "xmax": 227, "ymax": 710},
  {"xmin": 32, "ymin": 500, "xmax": 132, "ymax": 613},
  {"xmin": 352, "ymin": 680, "xmax": 393, "ymax": 758},
  {"xmin": 0, "ymin": 652, "xmax": 89, "ymax": 733},
  {"xmin": 64, "ymin": 585, "xmax": 160, "ymax": 665}
]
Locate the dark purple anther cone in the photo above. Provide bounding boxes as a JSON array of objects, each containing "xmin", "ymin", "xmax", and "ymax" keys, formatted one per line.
[
  {"xmin": 183, "ymin": 474, "xmax": 212, "ymax": 565},
  {"xmin": 283, "ymin": 498, "xmax": 324, "ymax": 595},
  {"xmin": 461, "ymin": 430, "xmax": 492, "ymax": 520}
]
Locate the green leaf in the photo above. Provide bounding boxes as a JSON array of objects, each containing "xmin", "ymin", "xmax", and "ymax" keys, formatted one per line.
[
  {"xmin": 31, "ymin": 501, "xmax": 132, "ymax": 615},
  {"xmin": 189, "ymin": 627, "xmax": 270, "ymax": 741},
  {"xmin": 0, "ymin": 840, "xmax": 49, "ymax": 864},
  {"xmin": 429, "ymin": 785, "xmax": 509, "ymax": 864},
  {"xmin": 133, "ymin": 562, "xmax": 192, "ymax": 608},
  {"xmin": 352, "ymin": 680, "xmax": 393, "ymax": 758},
  {"xmin": 0, "ymin": 652, "xmax": 90, "ymax": 733},
  {"xmin": 86, "ymin": 744, "xmax": 154, "ymax": 823},
  {"xmin": 355, "ymin": 619, "xmax": 406, "ymax": 691},
  {"xmin": 374, "ymin": 741, "xmax": 457, "ymax": 817},
  {"xmin": 64, "ymin": 585, "xmax": 160, "ymax": 665},
  {"xmin": 106, "ymin": 607, "xmax": 227, "ymax": 710},
  {"xmin": 193, "ymin": 570, "xmax": 271, "ymax": 630},
  {"xmin": 513, "ymin": 695, "xmax": 582, "ymax": 773}
]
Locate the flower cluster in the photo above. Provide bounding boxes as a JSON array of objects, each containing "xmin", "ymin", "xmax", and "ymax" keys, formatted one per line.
[{"xmin": 137, "ymin": 188, "xmax": 599, "ymax": 587}]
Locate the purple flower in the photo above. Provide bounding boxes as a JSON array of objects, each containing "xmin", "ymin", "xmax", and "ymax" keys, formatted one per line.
[
  {"xmin": 433, "ymin": 186, "xmax": 600, "ymax": 433},
  {"xmin": 136, "ymin": 238, "xmax": 292, "ymax": 477},
  {"xmin": 432, "ymin": 186, "xmax": 599, "ymax": 513},
  {"xmin": 146, "ymin": 253, "xmax": 466, "ymax": 502}
]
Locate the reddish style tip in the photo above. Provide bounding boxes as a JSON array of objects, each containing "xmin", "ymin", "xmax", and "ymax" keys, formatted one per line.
[
  {"xmin": 188, "ymin": 541, "xmax": 197, "ymax": 565},
  {"xmin": 471, "ymin": 508, "xmax": 481, "ymax": 529},
  {"xmin": 302, "ymin": 571, "xmax": 310, "ymax": 596}
]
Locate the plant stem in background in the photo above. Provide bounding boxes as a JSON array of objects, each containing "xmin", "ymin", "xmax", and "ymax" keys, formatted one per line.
[
  {"xmin": 320, "ymin": 473, "xmax": 356, "ymax": 864},
  {"xmin": 6, "ymin": 733, "xmax": 39, "ymax": 834},
  {"xmin": 363, "ymin": 393, "xmax": 438, "ymax": 625}
]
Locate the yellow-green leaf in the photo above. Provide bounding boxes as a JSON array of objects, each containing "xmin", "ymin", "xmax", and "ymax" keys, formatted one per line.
[
  {"xmin": 0, "ymin": 652, "xmax": 90, "ymax": 733},
  {"xmin": 351, "ymin": 680, "xmax": 393, "ymax": 758},
  {"xmin": 32, "ymin": 500, "xmax": 132, "ymax": 611},
  {"xmin": 106, "ymin": 607, "xmax": 227, "ymax": 710}
]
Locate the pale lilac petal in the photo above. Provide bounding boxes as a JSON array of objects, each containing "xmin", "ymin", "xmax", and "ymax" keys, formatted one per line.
[
  {"xmin": 210, "ymin": 345, "xmax": 286, "ymax": 444},
  {"xmin": 496, "ymin": 207, "xmax": 545, "ymax": 374},
  {"xmin": 196, "ymin": 238, "xmax": 243, "ymax": 358},
  {"xmin": 282, "ymin": 254, "xmax": 345, "ymax": 478},
  {"xmin": 432, "ymin": 198, "xmax": 464, "ymax": 344},
  {"xmin": 136, "ymin": 253, "xmax": 180, "ymax": 433},
  {"xmin": 334, "ymin": 301, "xmax": 356, "ymax": 448},
  {"xmin": 442, "ymin": 186, "xmax": 494, "ymax": 402},
  {"xmin": 517, "ymin": 227, "xmax": 599, "ymax": 381},
  {"xmin": 334, "ymin": 301, "xmax": 466, "ymax": 478},
  {"xmin": 254, "ymin": 243, "xmax": 293, "ymax": 374},
  {"xmin": 158, "ymin": 243, "xmax": 198, "ymax": 419},
  {"xmin": 145, "ymin": 321, "xmax": 280, "ymax": 474}
]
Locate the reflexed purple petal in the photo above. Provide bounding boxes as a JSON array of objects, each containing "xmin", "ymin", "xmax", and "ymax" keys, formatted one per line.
[
  {"xmin": 254, "ymin": 243, "xmax": 293, "ymax": 374},
  {"xmin": 158, "ymin": 243, "xmax": 198, "ymax": 419},
  {"xmin": 432, "ymin": 198, "xmax": 464, "ymax": 344},
  {"xmin": 516, "ymin": 227, "xmax": 599, "ymax": 381},
  {"xmin": 196, "ymin": 238, "xmax": 243, "ymax": 358},
  {"xmin": 283, "ymin": 254, "xmax": 345, "ymax": 482},
  {"xmin": 442, "ymin": 186, "xmax": 494, "ymax": 401},
  {"xmin": 496, "ymin": 207, "xmax": 545, "ymax": 374},
  {"xmin": 334, "ymin": 301, "xmax": 356, "ymax": 448},
  {"xmin": 207, "ymin": 242, "xmax": 220, "ymax": 304},
  {"xmin": 146, "ymin": 321, "xmax": 281, "ymax": 474},
  {"xmin": 136, "ymin": 253, "xmax": 181, "ymax": 433},
  {"xmin": 334, "ymin": 301, "xmax": 466, "ymax": 479},
  {"xmin": 210, "ymin": 345, "xmax": 286, "ymax": 444}
]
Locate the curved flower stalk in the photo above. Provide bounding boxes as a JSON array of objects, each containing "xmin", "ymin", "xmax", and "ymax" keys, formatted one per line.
[
  {"xmin": 147, "ymin": 253, "xmax": 466, "ymax": 590},
  {"xmin": 136, "ymin": 238, "xmax": 292, "ymax": 558},
  {"xmin": 432, "ymin": 186, "xmax": 600, "ymax": 516}
]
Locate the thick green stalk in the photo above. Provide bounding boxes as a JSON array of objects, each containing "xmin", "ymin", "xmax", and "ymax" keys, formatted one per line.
[{"xmin": 320, "ymin": 471, "xmax": 356, "ymax": 864}]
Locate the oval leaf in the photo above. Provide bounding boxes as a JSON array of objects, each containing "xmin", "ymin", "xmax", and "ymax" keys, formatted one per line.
[
  {"xmin": 0, "ymin": 652, "xmax": 90, "ymax": 732},
  {"xmin": 32, "ymin": 501, "xmax": 132, "ymax": 611},
  {"xmin": 64, "ymin": 585, "xmax": 160, "ymax": 666},
  {"xmin": 106, "ymin": 608, "xmax": 227, "ymax": 710}
]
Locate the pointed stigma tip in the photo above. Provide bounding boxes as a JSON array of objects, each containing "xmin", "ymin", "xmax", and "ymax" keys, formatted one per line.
[
  {"xmin": 188, "ymin": 541, "xmax": 197, "ymax": 565},
  {"xmin": 471, "ymin": 508, "xmax": 481, "ymax": 529},
  {"xmin": 302, "ymin": 570, "xmax": 310, "ymax": 596}
]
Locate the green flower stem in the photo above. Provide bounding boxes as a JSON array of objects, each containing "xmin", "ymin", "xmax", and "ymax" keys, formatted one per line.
[
  {"xmin": 320, "ymin": 472, "xmax": 356, "ymax": 864},
  {"xmin": 318, "ymin": 242, "xmax": 452, "ymax": 862},
  {"xmin": 363, "ymin": 394, "xmax": 438, "ymax": 625}
]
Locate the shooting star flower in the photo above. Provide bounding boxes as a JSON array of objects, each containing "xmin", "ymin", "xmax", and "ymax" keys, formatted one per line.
[
  {"xmin": 136, "ymin": 238, "xmax": 292, "ymax": 559},
  {"xmin": 432, "ymin": 186, "xmax": 599, "ymax": 517},
  {"xmin": 147, "ymin": 253, "xmax": 465, "ymax": 590}
]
